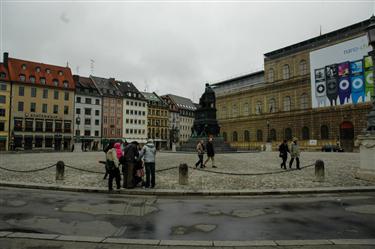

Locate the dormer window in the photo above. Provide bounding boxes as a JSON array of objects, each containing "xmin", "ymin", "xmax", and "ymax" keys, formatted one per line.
[
  {"xmin": 58, "ymin": 71, "xmax": 63, "ymax": 76},
  {"xmin": 40, "ymin": 77, "xmax": 46, "ymax": 84},
  {"xmin": 21, "ymin": 64, "xmax": 27, "ymax": 70},
  {"xmin": 35, "ymin": 67, "xmax": 41, "ymax": 72},
  {"xmin": 46, "ymin": 68, "xmax": 51, "ymax": 74},
  {"xmin": 19, "ymin": 74, "xmax": 26, "ymax": 81},
  {"xmin": 63, "ymin": 81, "xmax": 68, "ymax": 88},
  {"xmin": 29, "ymin": 76, "xmax": 35, "ymax": 83},
  {"xmin": 0, "ymin": 72, "xmax": 6, "ymax": 78},
  {"xmin": 53, "ymin": 79, "xmax": 59, "ymax": 86}
]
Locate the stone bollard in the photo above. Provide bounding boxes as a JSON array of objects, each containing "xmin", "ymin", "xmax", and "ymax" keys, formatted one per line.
[
  {"xmin": 179, "ymin": 163, "xmax": 189, "ymax": 185},
  {"xmin": 314, "ymin": 160, "xmax": 325, "ymax": 182},
  {"xmin": 56, "ymin": 161, "xmax": 65, "ymax": 181}
]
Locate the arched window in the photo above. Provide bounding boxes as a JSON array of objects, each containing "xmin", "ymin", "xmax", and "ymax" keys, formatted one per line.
[
  {"xmin": 19, "ymin": 74, "xmax": 26, "ymax": 81},
  {"xmin": 282, "ymin": 64, "xmax": 290, "ymax": 79},
  {"xmin": 283, "ymin": 96, "xmax": 291, "ymax": 111},
  {"xmin": 300, "ymin": 93, "xmax": 308, "ymax": 109},
  {"xmin": 284, "ymin": 128, "xmax": 292, "ymax": 140},
  {"xmin": 29, "ymin": 76, "xmax": 35, "ymax": 83},
  {"xmin": 232, "ymin": 131, "xmax": 238, "ymax": 142},
  {"xmin": 302, "ymin": 126, "xmax": 310, "ymax": 140},
  {"xmin": 223, "ymin": 132, "xmax": 227, "ymax": 142},
  {"xmin": 255, "ymin": 101, "xmax": 262, "ymax": 114},
  {"xmin": 299, "ymin": 60, "xmax": 307, "ymax": 75},
  {"xmin": 269, "ymin": 98, "xmax": 276, "ymax": 113},
  {"xmin": 244, "ymin": 130, "xmax": 250, "ymax": 142},
  {"xmin": 243, "ymin": 102, "xmax": 250, "ymax": 116},
  {"xmin": 256, "ymin": 130, "xmax": 263, "ymax": 142},
  {"xmin": 270, "ymin": 129, "xmax": 277, "ymax": 141},
  {"xmin": 268, "ymin": 68, "xmax": 274, "ymax": 82},
  {"xmin": 222, "ymin": 106, "xmax": 227, "ymax": 118},
  {"xmin": 232, "ymin": 104, "xmax": 238, "ymax": 117},
  {"xmin": 321, "ymin": 125, "xmax": 329, "ymax": 139}
]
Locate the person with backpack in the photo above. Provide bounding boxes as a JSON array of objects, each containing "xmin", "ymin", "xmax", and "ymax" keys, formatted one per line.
[
  {"xmin": 140, "ymin": 139, "xmax": 156, "ymax": 188},
  {"xmin": 105, "ymin": 142, "xmax": 121, "ymax": 191},
  {"xmin": 278, "ymin": 140, "xmax": 289, "ymax": 169}
]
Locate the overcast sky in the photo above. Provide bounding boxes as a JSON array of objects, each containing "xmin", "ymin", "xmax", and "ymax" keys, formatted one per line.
[{"xmin": 1, "ymin": 0, "xmax": 374, "ymax": 102}]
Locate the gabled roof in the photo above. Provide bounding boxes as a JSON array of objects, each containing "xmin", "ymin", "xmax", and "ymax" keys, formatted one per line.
[
  {"xmin": 73, "ymin": 75, "xmax": 100, "ymax": 96},
  {"xmin": 90, "ymin": 75, "xmax": 122, "ymax": 97},
  {"xmin": 141, "ymin": 91, "xmax": 168, "ymax": 106},
  {"xmin": 6, "ymin": 57, "xmax": 74, "ymax": 90},
  {"xmin": 115, "ymin": 80, "xmax": 145, "ymax": 100},
  {"xmin": 164, "ymin": 94, "xmax": 196, "ymax": 111},
  {"xmin": 0, "ymin": 63, "xmax": 9, "ymax": 81}
]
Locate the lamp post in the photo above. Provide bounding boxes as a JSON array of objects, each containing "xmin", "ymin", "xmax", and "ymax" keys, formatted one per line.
[
  {"xmin": 76, "ymin": 116, "xmax": 81, "ymax": 142},
  {"xmin": 366, "ymin": 15, "xmax": 375, "ymax": 132},
  {"xmin": 267, "ymin": 120, "xmax": 270, "ymax": 142}
]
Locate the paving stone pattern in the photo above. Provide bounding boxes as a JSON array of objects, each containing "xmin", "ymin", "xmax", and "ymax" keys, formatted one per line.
[{"xmin": 0, "ymin": 151, "xmax": 373, "ymax": 190}]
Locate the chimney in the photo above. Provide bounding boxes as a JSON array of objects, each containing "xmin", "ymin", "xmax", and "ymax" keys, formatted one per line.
[{"xmin": 3, "ymin": 52, "xmax": 8, "ymax": 67}]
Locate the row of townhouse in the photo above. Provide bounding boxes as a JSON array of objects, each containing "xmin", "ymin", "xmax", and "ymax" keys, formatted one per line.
[{"xmin": 0, "ymin": 53, "xmax": 196, "ymax": 151}]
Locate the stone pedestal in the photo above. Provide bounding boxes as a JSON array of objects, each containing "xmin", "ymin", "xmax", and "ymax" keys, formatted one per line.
[
  {"xmin": 179, "ymin": 163, "xmax": 188, "ymax": 185},
  {"xmin": 355, "ymin": 134, "xmax": 375, "ymax": 182},
  {"xmin": 265, "ymin": 142, "xmax": 272, "ymax": 152}
]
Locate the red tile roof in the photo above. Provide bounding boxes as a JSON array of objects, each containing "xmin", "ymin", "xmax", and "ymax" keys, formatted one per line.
[
  {"xmin": 0, "ymin": 63, "xmax": 10, "ymax": 81},
  {"xmin": 7, "ymin": 57, "xmax": 75, "ymax": 90}
]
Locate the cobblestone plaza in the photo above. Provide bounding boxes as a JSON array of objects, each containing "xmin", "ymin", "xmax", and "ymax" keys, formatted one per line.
[{"xmin": 0, "ymin": 151, "xmax": 373, "ymax": 190}]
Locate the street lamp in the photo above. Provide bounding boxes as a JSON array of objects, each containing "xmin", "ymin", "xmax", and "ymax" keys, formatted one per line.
[
  {"xmin": 266, "ymin": 120, "xmax": 270, "ymax": 142},
  {"xmin": 366, "ymin": 15, "xmax": 375, "ymax": 132},
  {"xmin": 76, "ymin": 116, "xmax": 81, "ymax": 142}
]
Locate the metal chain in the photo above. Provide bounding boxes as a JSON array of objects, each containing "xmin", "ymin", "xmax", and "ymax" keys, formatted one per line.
[
  {"xmin": 0, "ymin": 164, "xmax": 56, "ymax": 173},
  {"xmin": 64, "ymin": 164, "xmax": 104, "ymax": 174}
]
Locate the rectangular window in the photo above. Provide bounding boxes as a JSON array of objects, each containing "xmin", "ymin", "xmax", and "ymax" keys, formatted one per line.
[
  {"xmin": 0, "ymin": 122, "xmax": 5, "ymax": 131},
  {"xmin": 54, "ymin": 90, "xmax": 59, "ymax": 100},
  {"xmin": 64, "ymin": 92, "xmax": 69, "ymax": 101},
  {"xmin": 14, "ymin": 119, "xmax": 23, "ymax": 131},
  {"xmin": 30, "ymin": 102, "xmax": 36, "ymax": 112},
  {"xmin": 0, "ymin": 95, "xmax": 5, "ymax": 104},
  {"xmin": 31, "ymin": 87, "xmax": 37, "ymax": 97},
  {"xmin": 103, "ymin": 116, "xmax": 107, "ymax": 124},
  {"xmin": 55, "ymin": 122, "xmax": 62, "ymax": 133},
  {"xmin": 35, "ymin": 121, "xmax": 43, "ymax": 132},
  {"xmin": 25, "ymin": 119, "xmax": 33, "ymax": 132},
  {"xmin": 64, "ymin": 122, "xmax": 71, "ymax": 133},
  {"xmin": 0, "ymin": 108, "xmax": 5, "ymax": 116},
  {"xmin": 45, "ymin": 121, "xmax": 53, "ymax": 132},
  {"xmin": 18, "ymin": 101, "xmax": 24, "ymax": 112},
  {"xmin": 95, "ymin": 130, "xmax": 99, "ymax": 136},
  {"xmin": 45, "ymin": 137, "xmax": 53, "ymax": 147},
  {"xmin": 84, "ymin": 130, "xmax": 91, "ymax": 136},
  {"xmin": 95, "ymin": 110, "xmax": 100, "ymax": 116},
  {"xmin": 35, "ymin": 137, "xmax": 43, "ymax": 148},
  {"xmin": 19, "ymin": 86, "xmax": 24, "ymax": 96},
  {"xmin": 95, "ymin": 99, "xmax": 100, "ymax": 105},
  {"xmin": 0, "ymin": 83, "xmax": 6, "ymax": 90},
  {"xmin": 95, "ymin": 119, "xmax": 99, "ymax": 125},
  {"xmin": 53, "ymin": 105, "xmax": 58, "ymax": 114},
  {"xmin": 64, "ymin": 106, "xmax": 69, "ymax": 115},
  {"xmin": 76, "ymin": 97, "xmax": 81, "ymax": 103},
  {"xmin": 84, "ymin": 108, "xmax": 91, "ymax": 115},
  {"xmin": 85, "ymin": 98, "xmax": 91, "ymax": 104},
  {"xmin": 85, "ymin": 118, "xmax": 91, "ymax": 125},
  {"xmin": 43, "ymin": 89, "xmax": 48, "ymax": 99},
  {"xmin": 76, "ymin": 108, "xmax": 81, "ymax": 114}
]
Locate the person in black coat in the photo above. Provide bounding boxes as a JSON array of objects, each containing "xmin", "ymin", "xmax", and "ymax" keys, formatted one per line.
[
  {"xmin": 204, "ymin": 137, "xmax": 217, "ymax": 168},
  {"xmin": 278, "ymin": 140, "xmax": 289, "ymax": 169},
  {"xmin": 122, "ymin": 141, "xmax": 139, "ymax": 188}
]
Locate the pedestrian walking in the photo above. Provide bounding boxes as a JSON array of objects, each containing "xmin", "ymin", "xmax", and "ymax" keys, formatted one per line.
[
  {"xmin": 140, "ymin": 139, "xmax": 157, "ymax": 188},
  {"xmin": 195, "ymin": 140, "xmax": 205, "ymax": 168},
  {"xmin": 105, "ymin": 142, "xmax": 121, "ymax": 191},
  {"xmin": 123, "ymin": 141, "xmax": 139, "ymax": 188},
  {"xmin": 204, "ymin": 137, "xmax": 216, "ymax": 168},
  {"xmin": 278, "ymin": 140, "xmax": 289, "ymax": 169},
  {"xmin": 289, "ymin": 137, "xmax": 301, "ymax": 170}
]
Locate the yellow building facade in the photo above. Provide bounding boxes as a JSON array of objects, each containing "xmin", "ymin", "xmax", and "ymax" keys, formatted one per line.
[{"xmin": 0, "ymin": 64, "xmax": 10, "ymax": 150}]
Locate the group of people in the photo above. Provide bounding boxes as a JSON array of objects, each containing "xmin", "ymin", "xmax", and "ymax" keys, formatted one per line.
[
  {"xmin": 278, "ymin": 137, "xmax": 301, "ymax": 170},
  {"xmin": 104, "ymin": 139, "xmax": 156, "ymax": 191},
  {"xmin": 195, "ymin": 137, "xmax": 217, "ymax": 168}
]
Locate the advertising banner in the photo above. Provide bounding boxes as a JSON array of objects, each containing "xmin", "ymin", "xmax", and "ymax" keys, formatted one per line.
[{"xmin": 310, "ymin": 35, "xmax": 373, "ymax": 108}]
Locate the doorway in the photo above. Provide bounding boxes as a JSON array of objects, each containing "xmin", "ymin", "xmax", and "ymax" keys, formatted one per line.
[{"xmin": 340, "ymin": 121, "xmax": 354, "ymax": 152}]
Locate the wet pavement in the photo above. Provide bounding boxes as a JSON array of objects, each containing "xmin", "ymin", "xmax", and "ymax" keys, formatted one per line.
[{"xmin": 0, "ymin": 187, "xmax": 375, "ymax": 241}]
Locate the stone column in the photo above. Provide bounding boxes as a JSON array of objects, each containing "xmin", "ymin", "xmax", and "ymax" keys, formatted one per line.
[
  {"xmin": 56, "ymin": 161, "xmax": 65, "ymax": 181},
  {"xmin": 355, "ymin": 134, "xmax": 375, "ymax": 182},
  {"xmin": 179, "ymin": 163, "xmax": 188, "ymax": 185}
]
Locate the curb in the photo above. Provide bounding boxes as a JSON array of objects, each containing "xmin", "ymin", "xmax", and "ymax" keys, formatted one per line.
[
  {"xmin": 1, "ymin": 181, "xmax": 375, "ymax": 196},
  {"xmin": 1, "ymin": 232, "xmax": 375, "ymax": 247}
]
